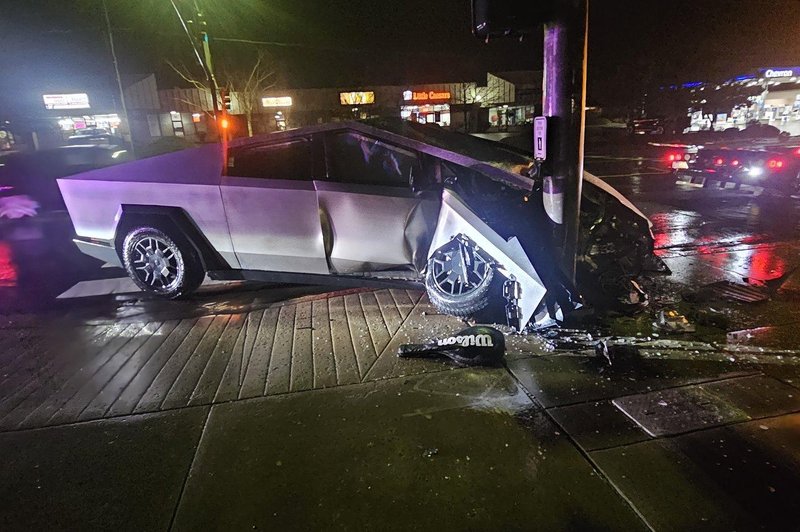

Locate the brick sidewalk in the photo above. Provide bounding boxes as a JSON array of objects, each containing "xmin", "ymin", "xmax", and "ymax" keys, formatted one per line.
[{"xmin": 0, "ymin": 289, "xmax": 472, "ymax": 432}]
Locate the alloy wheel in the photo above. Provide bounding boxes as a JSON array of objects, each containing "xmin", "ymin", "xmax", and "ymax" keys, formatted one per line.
[
  {"xmin": 430, "ymin": 240, "xmax": 491, "ymax": 296},
  {"xmin": 131, "ymin": 236, "xmax": 181, "ymax": 290}
]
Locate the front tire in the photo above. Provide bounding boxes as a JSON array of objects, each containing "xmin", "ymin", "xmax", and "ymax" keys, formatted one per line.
[
  {"xmin": 122, "ymin": 226, "xmax": 204, "ymax": 299},
  {"xmin": 425, "ymin": 237, "xmax": 494, "ymax": 318}
]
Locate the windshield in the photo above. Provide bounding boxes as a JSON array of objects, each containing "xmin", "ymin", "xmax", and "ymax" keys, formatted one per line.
[{"xmin": 364, "ymin": 117, "xmax": 534, "ymax": 173}]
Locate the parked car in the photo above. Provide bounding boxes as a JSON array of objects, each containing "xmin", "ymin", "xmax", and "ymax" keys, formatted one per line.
[
  {"xmin": 0, "ymin": 144, "xmax": 132, "ymax": 212},
  {"xmin": 67, "ymin": 128, "xmax": 126, "ymax": 147},
  {"xmin": 57, "ymin": 119, "xmax": 667, "ymax": 330},
  {"xmin": 627, "ymin": 118, "xmax": 665, "ymax": 136}
]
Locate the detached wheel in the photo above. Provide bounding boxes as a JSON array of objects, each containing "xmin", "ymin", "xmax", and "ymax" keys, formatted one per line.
[
  {"xmin": 425, "ymin": 237, "xmax": 494, "ymax": 318},
  {"xmin": 122, "ymin": 226, "xmax": 204, "ymax": 299}
]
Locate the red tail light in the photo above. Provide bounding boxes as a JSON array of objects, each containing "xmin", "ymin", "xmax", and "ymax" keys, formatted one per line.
[
  {"xmin": 768, "ymin": 158, "xmax": 785, "ymax": 170},
  {"xmin": 714, "ymin": 157, "xmax": 725, "ymax": 166},
  {"xmin": 731, "ymin": 160, "xmax": 740, "ymax": 167},
  {"xmin": 794, "ymin": 148, "xmax": 800, "ymax": 156}
]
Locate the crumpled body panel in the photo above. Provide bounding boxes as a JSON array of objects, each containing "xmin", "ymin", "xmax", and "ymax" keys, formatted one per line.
[{"xmin": 428, "ymin": 189, "xmax": 549, "ymax": 329}]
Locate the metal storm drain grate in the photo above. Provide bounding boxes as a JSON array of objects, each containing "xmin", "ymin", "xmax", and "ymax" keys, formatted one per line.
[{"xmin": 705, "ymin": 281, "xmax": 769, "ymax": 303}]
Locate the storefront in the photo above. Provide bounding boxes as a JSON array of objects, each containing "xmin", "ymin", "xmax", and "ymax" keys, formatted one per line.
[
  {"xmin": 56, "ymin": 114, "xmax": 122, "ymax": 135},
  {"xmin": 339, "ymin": 91, "xmax": 376, "ymax": 120},
  {"xmin": 43, "ymin": 93, "xmax": 122, "ymax": 139},
  {"xmin": 400, "ymin": 89, "xmax": 452, "ymax": 127},
  {"xmin": 686, "ymin": 67, "xmax": 800, "ymax": 132},
  {"xmin": 753, "ymin": 67, "xmax": 800, "ymax": 124},
  {"xmin": 488, "ymin": 104, "xmax": 536, "ymax": 128},
  {"xmin": 262, "ymin": 96, "xmax": 294, "ymax": 130}
]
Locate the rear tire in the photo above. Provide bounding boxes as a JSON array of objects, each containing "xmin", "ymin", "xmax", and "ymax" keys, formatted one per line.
[
  {"xmin": 425, "ymin": 237, "xmax": 494, "ymax": 318},
  {"xmin": 122, "ymin": 226, "xmax": 204, "ymax": 299}
]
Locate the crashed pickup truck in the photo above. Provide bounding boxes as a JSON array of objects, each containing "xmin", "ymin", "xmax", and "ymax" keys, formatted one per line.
[{"xmin": 57, "ymin": 118, "xmax": 667, "ymax": 330}]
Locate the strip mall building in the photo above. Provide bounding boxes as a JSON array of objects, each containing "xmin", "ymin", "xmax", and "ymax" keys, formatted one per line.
[{"xmin": 122, "ymin": 71, "xmax": 542, "ymax": 145}]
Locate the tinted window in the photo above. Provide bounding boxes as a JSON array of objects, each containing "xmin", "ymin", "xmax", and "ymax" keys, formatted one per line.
[
  {"xmin": 327, "ymin": 131, "xmax": 421, "ymax": 188},
  {"xmin": 59, "ymin": 148, "xmax": 97, "ymax": 168},
  {"xmin": 228, "ymin": 140, "xmax": 313, "ymax": 180}
]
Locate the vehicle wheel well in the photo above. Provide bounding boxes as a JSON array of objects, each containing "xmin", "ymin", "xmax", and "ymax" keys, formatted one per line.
[{"xmin": 114, "ymin": 206, "xmax": 228, "ymax": 271}]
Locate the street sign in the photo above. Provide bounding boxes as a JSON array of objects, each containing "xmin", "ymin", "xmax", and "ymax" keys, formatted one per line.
[{"xmin": 534, "ymin": 116, "xmax": 547, "ymax": 160}]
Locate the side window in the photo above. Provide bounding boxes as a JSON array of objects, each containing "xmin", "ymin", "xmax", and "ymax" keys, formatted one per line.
[
  {"xmin": 228, "ymin": 140, "xmax": 313, "ymax": 180},
  {"xmin": 61, "ymin": 149, "xmax": 95, "ymax": 169},
  {"xmin": 327, "ymin": 131, "xmax": 421, "ymax": 188}
]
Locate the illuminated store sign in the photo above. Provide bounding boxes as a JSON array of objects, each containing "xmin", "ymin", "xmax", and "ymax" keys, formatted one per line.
[
  {"xmin": 43, "ymin": 93, "xmax": 90, "ymax": 110},
  {"xmin": 262, "ymin": 96, "xmax": 293, "ymax": 107},
  {"xmin": 340, "ymin": 91, "xmax": 375, "ymax": 105},
  {"xmin": 762, "ymin": 68, "xmax": 799, "ymax": 79},
  {"xmin": 403, "ymin": 90, "xmax": 451, "ymax": 102}
]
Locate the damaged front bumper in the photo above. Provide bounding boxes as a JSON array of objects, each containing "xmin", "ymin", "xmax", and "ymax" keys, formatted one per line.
[{"xmin": 428, "ymin": 189, "xmax": 552, "ymax": 330}]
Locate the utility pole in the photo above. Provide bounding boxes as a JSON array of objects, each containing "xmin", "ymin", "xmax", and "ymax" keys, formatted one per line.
[
  {"xmin": 191, "ymin": 1, "xmax": 222, "ymax": 122},
  {"xmin": 169, "ymin": 0, "xmax": 220, "ymax": 126},
  {"xmin": 471, "ymin": 0, "xmax": 589, "ymax": 283},
  {"xmin": 542, "ymin": 0, "xmax": 589, "ymax": 281},
  {"xmin": 200, "ymin": 32, "xmax": 221, "ymax": 117},
  {"xmin": 102, "ymin": 0, "xmax": 135, "ymax": 157}
]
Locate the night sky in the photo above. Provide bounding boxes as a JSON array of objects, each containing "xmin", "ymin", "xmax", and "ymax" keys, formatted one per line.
[{"xmin": 1, "ymin": 0, "xmax": 798, "ymax": 115}]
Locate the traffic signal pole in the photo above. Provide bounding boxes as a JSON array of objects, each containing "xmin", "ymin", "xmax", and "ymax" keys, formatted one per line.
[
  {"xmin": 541, "ymin": 0, "xmax": 589, "ymax": 282},
  {"xmin": 200, "ymin": 31, "xmax": 221, "ymax": 123},
  {"xmin": 169, "ymin": 0, "xmax": 221, "ymax": 133}
]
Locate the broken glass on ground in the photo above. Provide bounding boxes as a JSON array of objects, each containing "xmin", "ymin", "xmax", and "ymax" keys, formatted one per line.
[{"xmin": 654, "ymin": 310, "xmax": 696, "ymax": 333}]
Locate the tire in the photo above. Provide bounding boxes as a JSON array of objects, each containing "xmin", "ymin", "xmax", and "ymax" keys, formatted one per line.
[
  {"xmin": 425, "ymin": 237, "xmax": 494, "ymax": 318},
  {"xmin": 122, "ymin": 226, "xmax": 204, "ymax": 299}
]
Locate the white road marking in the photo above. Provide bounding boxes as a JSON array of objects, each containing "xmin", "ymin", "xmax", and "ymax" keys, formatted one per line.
[
  {"xmin": 594, "ymin": 171, "xmax": 668, "ymax": 178},
  {"xmin": 56, "ymin": 276, "xmax": 237, "ymax": 299},
  {"xmin": 57, "ymin": 278, "xmax": 139, "ymax": 299}
]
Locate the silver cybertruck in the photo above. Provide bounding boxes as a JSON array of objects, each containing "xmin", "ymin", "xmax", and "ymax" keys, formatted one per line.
[{"xmin": 57, "ymin": 119, "xmax": 667, "ymax": 330}]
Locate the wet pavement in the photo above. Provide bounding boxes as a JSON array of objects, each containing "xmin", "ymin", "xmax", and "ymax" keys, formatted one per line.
[{"xmin": 2, "ymin": 151, "xmax": 800, "ymax": 529}]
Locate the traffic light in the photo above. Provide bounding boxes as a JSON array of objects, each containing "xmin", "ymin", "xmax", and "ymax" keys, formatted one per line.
[
  {"xmin": 222, "ymin": 93, "xmax": 232, "ymax": 113},
  {"xmin": 471, "ymin": 0, "xmax": 557, "ymax": 40}
]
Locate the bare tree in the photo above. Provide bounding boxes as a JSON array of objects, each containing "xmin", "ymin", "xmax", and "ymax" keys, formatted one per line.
[
  {"xmin": 169, "ymin": 51, "xmax": 277, "ymax": 137},
  {"xmin": 168, "ymin": 60, "xmax": 218, "ymax": 118},
  {"xmin": 220, "ymin": 52, "xmax": 276, "ymax": 137},
  {"xmin": 451, "ymin": 79, "xmax": 510, "ymax": 132}
]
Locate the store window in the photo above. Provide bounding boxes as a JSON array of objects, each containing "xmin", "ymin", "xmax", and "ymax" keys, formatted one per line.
[
  {"xmin": 170, "ymin": 111, "xmax": 185, "ymax": 137},
  {"xmin": 400, "ymin": 104, "xmax": 450, "ymax": 127},
  {"xmin": 326, "ymin": 131, "xmax": 420, "ymax": 188},
  {"xmin": 147, "ymin": 115, "xmax": 162, "ymax": 137},
  {"xmin": 228, "ymin": 140, "xmax": 313, "ymax": 181}
]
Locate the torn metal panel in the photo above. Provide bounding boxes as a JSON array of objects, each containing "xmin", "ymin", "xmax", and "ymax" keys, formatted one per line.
[
  {"xmin": 428, "ymin": 189, "xmax": 548, "ymax": 329},
  {"xmin": 315, "ymin": 181, "xmax": 438, "ymax": 274}
]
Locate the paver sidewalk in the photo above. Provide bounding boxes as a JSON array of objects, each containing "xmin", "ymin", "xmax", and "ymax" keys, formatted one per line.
[
  {"xmin": 0, "ymin": 289, "xmax": 449, "ymax": 431},
  {"xmin": 3, "ymin": 287, "xmax": 800, "ymax": 530}
]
